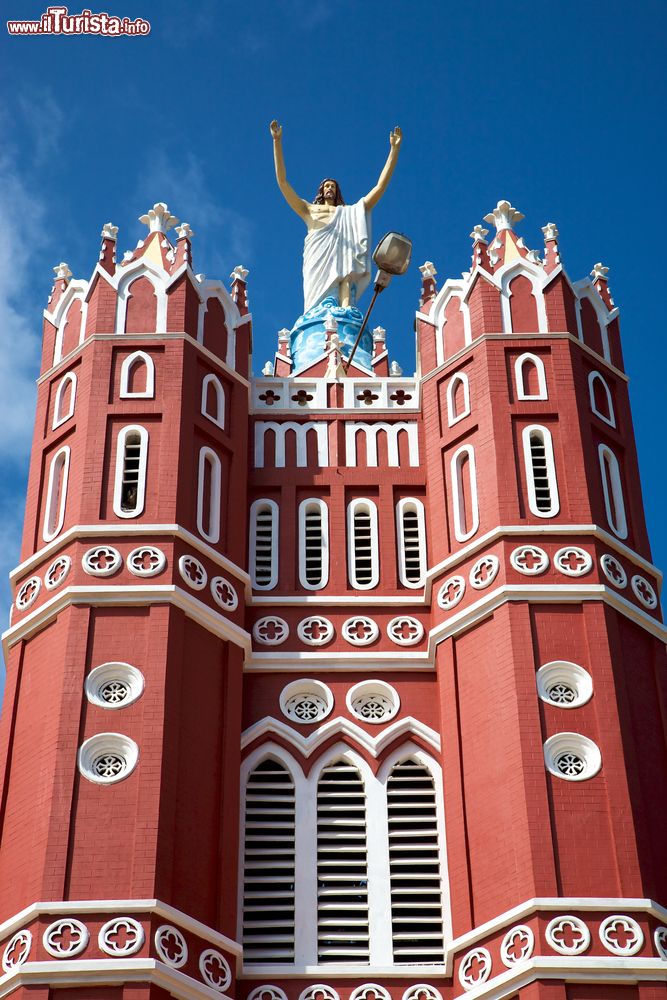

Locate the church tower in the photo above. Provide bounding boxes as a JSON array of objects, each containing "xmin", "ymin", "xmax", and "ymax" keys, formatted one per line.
[{"xmin": 0, "ymin": 196, "xmax": 666, "ymax": 1000}]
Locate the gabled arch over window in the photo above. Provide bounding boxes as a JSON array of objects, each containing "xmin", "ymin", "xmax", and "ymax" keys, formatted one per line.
[
  {"xmin": 113, "ymin": 425, "xmax": 148, "ymax": 518},
  {"xmin": 43, "ymin": 446, "xmax": 70, "ymax": 542},
  {"xmin": 52, "ymin": 372, "xmax": 77, "ymax": 429},
  {"xmin": 515, "ymin": 353, "xmax": 547, "ymax": 401},
  {"xmin": 598, "ymin": 444, "xmax": 627, "ymax": 538},
  {"xmin": 446, "ymin": 372, "xmax": 470, "ymax": 426},
  {"xmin": 522, "ymin": 425, "xmax": 560, "ymax": 518},
  {"xmin": 347, "ymin": 499, "xmax": 379, "ymax": 589},
  {"xmin": 588, "ymin": 371, "xmax": 615, "ymax": 427},
  {"xmin": 250, "ymin": 499, "xmax": 279, "ymax": 590},
  {"xmin": 197, "ymin": 446, "xmax": 222, "ymax": 544},
  {"xmin": 120, "ymin": 350, "xmax": 155, "ymax": 399},
  {"xmin": 201, "ymin": 373, "xmax": 225, "ymax": 429},
  {"xmin": 450, "ymin": 445, "xmax": 479, "ymax": 542},
  {"xmin": 396, "ymin": 498, "xmax": 426, "ymax": 588},
  {"xmin": 298, "ymin": 498, "xmax": 329, "ymax": 590}
]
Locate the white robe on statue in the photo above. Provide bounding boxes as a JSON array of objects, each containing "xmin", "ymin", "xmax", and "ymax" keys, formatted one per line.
[{"xmin": 302, "ymin": 199, "xmax": 371, "ymax": 312}]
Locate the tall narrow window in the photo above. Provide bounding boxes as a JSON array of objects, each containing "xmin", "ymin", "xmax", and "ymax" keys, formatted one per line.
[
  {"xmin": 299, "ymin": 498, "xmax": 329, "ymax": 590},
  {"xmin": 598, "ymin": 444, "xmax": 628, "ymax": 538},
  {"xmin": 43, "ymin": 446, "xmax": 70, "ymax": 542},
  {"xmin": 347, "ymin": 499, "xmax": 379, "ymax": 589},
  {"xmin": 396, "ymin": 498, "xmax": 426, "ymax": 588},
  {"xmin": 242, "ymin": 759, "xmax": 295, "ymax": 964},
  {"xmin": 317, "ymin": 760, "xmax": 369, "ymax": 964},
  {"xmin": 515, "ymin": 352, "xmax": 547, "ymax": 400},
  {"xmin": 201, "ymin": 373, "xmax": 225, "ymax": 429},
  {"xmin": 522, "ymin": 425, "xmax": 560, "ymax": 518},
  {"xmin": 119, "ymin": 350, "xmax": 155, "ymax": 399},
  {"xmin": 446, "ymin": 372, "xmax": 470, "ymax": 426},
  {"xmin": 250, "ymin": 499, "xmax": 279, "ymax": 590},
  {"xmin": 52, "ymin": 372, "xmax": 77, "ymax": 429},
  {"xmin": 387, "ymin": 759, "xmax": 444, "ymax": 964},
  {"xmin": 197, "ymin": 447, "xmax": 222, "ymax": 544},
  {"xmin": 113, "ymin": 425, "xmax": 148, "ymax": 518},
  {"xmin": 588, "ymin": 371, "xmax": 615, "ymax": 427},
  {"xmin": 450, "ymin": 445, "xmax": 479, "ymax": 541}
]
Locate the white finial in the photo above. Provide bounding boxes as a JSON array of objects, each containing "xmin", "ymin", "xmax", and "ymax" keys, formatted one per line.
[
  {"xmin": 175, "ymin": 223, "xmax": 195, "ymax": 240},
  {"xmin": 196, "ymin": 273, "xmax": 206, "ymax": 282},
  {"xmin": 324, "ymin": 311, "xmax": 338, "ymax": 333},
  {"xmin": 526, "ymin": 249, "xmax": 542, "ymax": 264},
  {"xmin": 123, "ymin": 250, "xmax": 134, "ymax": 262},
  {"xmin": 542, "ymin": 222, "xmax": 559, "ymax": 241},
  {"xmin": 262, "ymin": 361, "xmax": 275, "ymax": 376},
  {"xmin": 419, "ymin": 261, "xmax": 437, "ymax": 278},
  {"xmin": 101, "ymin": 223, "xmax": 118, "ymax": 241},
  {"xmin": 277, "ymin": 328, "xmax": 290, "ymax": 342},
  {"xmin": 483, "ymin": 199, "xmax": 525, "ymax": 232},
  {"xmin": 372, "ymin": 325, "xmax": 386, "ymax": 343},
  {"xmin": 138, "ymin": 202, "xmax": 179, "ymax": 234},
  {"xmin": 389, "ymin": 360, "xmax": 403, "ymax": 376},
  {"xmin": 230, "ymin": 265, "xmax": 249, "ymax": 283},
  {"xmin": 53, "ymin": 262, "xmax": 72, "ymax": 280},
  {"xmin": 469, "ymin": 225, "xmax": 489, "ymax": 244},
  {"xmin": 591, "ymin": 262, "xmax": 609, "ymax": 281}
]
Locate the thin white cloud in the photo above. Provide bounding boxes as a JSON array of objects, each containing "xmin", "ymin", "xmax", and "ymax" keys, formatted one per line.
[{"xmin": 17, "ymin": 89, "xmax": 65, "ymax": 163}]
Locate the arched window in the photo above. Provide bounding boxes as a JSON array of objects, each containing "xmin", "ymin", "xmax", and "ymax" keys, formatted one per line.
[
  {"xmin": 522, "ymin": 425, "xmax": 559, "ymax": 518},
  {"xmin": 197, "ymin": 447, "xmax": 222, "ymax": 544},
  {"xmin": 450, "ymin": 445, "xmax": 479, "ymax": 541},
  {"xmin": 396, "ymin": 498, "xmax": 426, "ymax": 588},
  {"xmin": 242, "ymin": 758, "xmax": 296, "ymax": 964},
  {"xmin": 43, "ymin": 446, "xmax": 70, "ymax": 542},
  {"xmin": 119, "ymin": 351, "xmax": 155, "ymax": 399},
  {"xmin": 201, "ymin": 373, "xmax": 225, "ymax": 429},
  {"xmin": 598, "ymin": 444, "xmax": 628, "ymax": 538},
  {"xmin": 113, "ymin": 425, "xmax": 148, "ymax": 518},
  {"xmin": 387, "ymin": 758, "xmax": 444, "ymax": 963},
  {"xmin": 52, "ymin": 371, "xmax": 77, "ymax": 429},
  {"xmin": 588, "ymin": 371, "xmax": 615, "ymax": 427},
  {"xmin": 298, "ymin": 498, "xmax": 329, "ymax": 590},
  {"xmin": 446, "ymin": 372, "xmax": 470, "ymax": 426},
  {"xmin": 250, "ymin": 499, "xmax": 279, "ymax": 590},
  {"xmin": 317, "ymin": 759, "xmax": 369, "ymax": 964},
  {"xmin": 515, "ymin": 353, "xmax": 547, "ymax": 401},
  {"xmin": 347, "ymin": 499, "xmax": 379, "ymax": 589}
]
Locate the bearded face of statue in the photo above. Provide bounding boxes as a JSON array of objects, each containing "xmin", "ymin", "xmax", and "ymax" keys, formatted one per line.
[{"xmin": 314, "ymin": 178, "xmax": 345, "ymax": 206}]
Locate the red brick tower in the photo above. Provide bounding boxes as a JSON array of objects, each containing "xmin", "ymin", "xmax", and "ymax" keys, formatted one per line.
[{"xmin": 1, "ymin": 197, "xmax": 666, "ymax": 1000}]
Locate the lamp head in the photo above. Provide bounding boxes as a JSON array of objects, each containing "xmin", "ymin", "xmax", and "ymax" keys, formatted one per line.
[{"xmin": 372, "ymin": 231, "xmax": 412, "ymax": 276}]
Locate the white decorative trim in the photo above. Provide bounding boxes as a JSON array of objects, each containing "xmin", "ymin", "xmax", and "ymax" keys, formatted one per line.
[
  {"xmin": 396, "ymin": 497, "xmax": 427, "ymax": 588},
  {"xmin": 98, "ymin": 917, "xmax": 145, "ymax": 955},
  {"xmin": 600, "ymin": 553, "xmax": 627, "ymax": 588},
  {"xmin": 345, "ymin": 421, "xmax": 419, "ymax": 467},
  {"xmin": 598, "ymin": 444, "xmax": 628, "ymax": 539},
  {"xmin": 298, "ymin": 498, "xmax": 329, "ymax": 590},
  {"xmin": 255, "ymin": 421, "xmax": 329, "ymax": 468},
  {"xmin": 522, "ymin": 424, "xmax": 560, "ymax": 518},
  {"xmin": 112, "ymin": 425, "xmax": 149, "ymax": 519},
  {"xmin": 451, "ymin": 445, "xmax": 479, "ymax": 541},
  {"xmin": 402, "ymin": 985, "xmax": 442, "ymax": 1000},
  {"xmin": 510, "ymin": 545, "xmax": 549, "ymax": 575},
  {"xmin": 241, "ymin": 715, "xmax": 441, "ymax": 758},
  {"xmin": 52, "ymin": 371, "xmax": 77, "ymax": 428},
  {"xmin": 387, "ymin": 615, "xmax": 424, "ymax": 645},
  {"xmin": 253, "ymin": 616, "xmax": 289, "ymax": 645},
  {"xmin": 459, "ymin": 947, "xmax": 492, "ymax": 990},
  {"xmin": 201, "ymin": 373, "xmax": 226, "ymax": 429},
  {"xmin": 347, "ymin": 498, "xmax": 380, "ymax": 589},
  {"xmin": 44, "ymin": 555, "xmax": 71, "ymax": 590},
  {"xmin": 299, "ymin": 986, "xmax": 339, "ymax": 1000},
  {"xmin": 515, "ymin": 353, "xmax": 547, "ymax": 401},
  {"xmin": 15, "ymin": 577, "xmax": 40, "ymax": 612},
  {"xmin": 438, "ymin": 575, "xmax": 466, "ymax": 609},
  {"xmin": 545, "ymin": 915, "xmax": 591, "ymax": 954},
  {"xmin": 279, "ymin": 678, "xmax": 333, "ymax": 724},
  {"xmin": 553, "ymin": 546, "xmax": 593, "ymax": 577},
  {"xmin": 127, "ymin": 546, "xmax": 166, "ymax": 578},
  {"xmin": 631, "ymin": 574, "xmax": 658, "ymax": 610},
  {"xmin": 536, "ymin": 661, "xmax": 592, "ymax": 709},
  {"xmin": 543, "ymin": 734, "xmax": 601, "ymax": 782},
  {"xmin": 342, "ymin": 616, "xmax": 379, "ymax": 645},
  {"xmin": 250, "ymin": 499, "xmax": 279, "ymax": 591},
  {"xmin": 2, "ymin": 931, "xmax": 31, "ymax": 972},
  {"xmin": 447, "ymin": 371, "xmax": 471, "ymax": 425},
  {"xmin": 85, "ymin": 662, "xmax": 145, "ymax": 710},
  {"xmin": 115, "ymin": 264, "xmax": 167, "ymax": 335},
  {"xmin": 52, "ymin": 284, "xmax": 87, "ymax": 365},
  {"xmin": 179, "ymin": 555, "xmax": 208, "ymax": 591},
  {"xmin": 78, "ymin": 733, "xmax": 140, "ymax": 785},
  {"xmin": 469, "ymin": 555, "xmax": 499, "ymax": 590},
  {"xmin": 83, "ymin": 545, "xmax": 122, "ymax": 577},
  {"xmin": 210, "ymin": 576, "xmax": 238, "ymax": 612},
  {"xmin": 199, "ymin": 948, "xmax": 231, "ymax": 992},
  {"xmin": 247, "ymin": 988, "xmax": 288, "ymax": 1000},
  {"xmin": 119, "ymin": 350, "xmax": 155, "ymax": 399},
  {"xmin": 588, "ymin": 370, "xmax": 616, "ymax": 427},
  {"xmin": 599, "ymin": 914, "xmax": 644, "ymax": 956},
  {"xmin": 350, "ymin": 985, "xmax": 392, "ymax": 1000},
  {"xmin": 500, "ymin": 925, "xmax": 534, "ymax": 966},
  {"xmin": 154, "ymin": 925, "xmax": 188, "ymax": 968},
  {"xmin": 654, "ymin": 925, "xmax": 667, "ymax": 960},
  {"xmin": 42, "ymin": 446, "xmax": 70, "ymax": 542},
  {"xmin": 346, "ymin": 680, "xmax": 400, "ymax": 724},
  {"xmin": 197, "ymin": 447, "xmax": 222, "ymax": 544},
  {"xmin": 43, "ymin": 919, "xmax": 89, "ymax": 958},
  {"xmin": 297, "ymin": 616, "xmax": 334, "ymax": 646}
]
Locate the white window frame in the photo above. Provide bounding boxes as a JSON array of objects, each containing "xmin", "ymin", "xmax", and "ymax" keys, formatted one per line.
[
  {"xmin": 197, "ymin": 446, "xmax": 222, "ymax": 544},
  {"xmin": 598, "ymin": 443, "xmax": 627, "ymax": 538},
  {"xmin": 515, "ymin": 352, "xmax": 547, "ymax": 401},
  {"xmin": 446, "ymin": 372, "xmax": 470, "ymax": 426},
  {"xmin": 522, "ymin": 424, "xmax": 560, "ymax": 518},
  {"xmin": 450, "ymin": 445, "xmax": 479, "ymax": 541},
  {"xmin": 119, "ymin": 350, "xmax": 155, "ymax": 399},
  {"xmin": 298, "ymin": 498, "xmax": 329, "ymax": 590},
  {"xmin": 201, "ymin": 373, "xmax": 225, "ymax": 429},
  {"xmin": 112, "ymin": 424, "xmax": 149, "ymax": 519},
  {"xmin": 347, "ymin": 498, "xmax": 380, "ymax": 590},
  {"xmin": 52, "ymin": 371, "xmax": 77, "ymax": 429},
  {"xmin": 588, "ymin": 371, "xmax": 615, "ymax": 427},
  {"xmin": 250, "ymin": 499, "xmax": 279, "ymax": 590},
  {"xmin": 396, "ymin": 497, "xmax": 427, "ymax": 588},
  {"xmin": 43, "ymin": 446, "xmax": 70, "ymax": 542}
]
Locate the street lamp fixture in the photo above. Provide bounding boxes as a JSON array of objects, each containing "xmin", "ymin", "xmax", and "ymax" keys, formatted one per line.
[{"xmin": 344, "ymin": 231, "xmax": 412, "ymax": 372}]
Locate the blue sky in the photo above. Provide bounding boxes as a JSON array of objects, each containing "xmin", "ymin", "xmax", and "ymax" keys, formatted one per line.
[{"xmin": 1, "ymin": 0, "xmax": 666, "ymax": 623}]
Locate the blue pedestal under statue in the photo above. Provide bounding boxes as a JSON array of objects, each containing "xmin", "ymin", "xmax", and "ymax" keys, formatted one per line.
[{"xmin": 289, "ymin": 295, "xmax": 372, "ymax": 372}]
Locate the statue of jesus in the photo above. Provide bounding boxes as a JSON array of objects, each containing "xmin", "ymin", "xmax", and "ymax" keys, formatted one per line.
[{"xmin": 270, "ymin": 120, "xmax": 402, "ymax": 314}]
